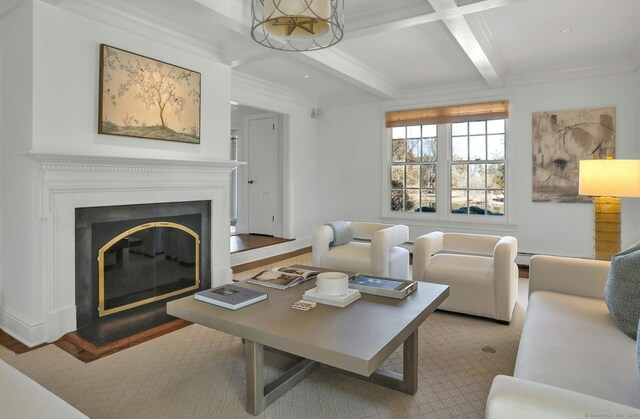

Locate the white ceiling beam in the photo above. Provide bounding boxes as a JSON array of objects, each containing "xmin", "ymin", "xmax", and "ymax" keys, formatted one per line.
[
  {"xmin": 222, "ymin": 42, "xmax": 275, "ymax": 68},
  {"xmin": 194, "ymin": 0, "xmax": 400, "ymax": 98},
  {"xmin": 347, "ymin": 0, "xmax": 524, "ymax": 41},
  {"xmin": 299, "ymin": 49, "xmax": 399, "ymax": 99},
  {"xmin": 427, "ymin": 0, "xmax": 506, "ymax": 88}
]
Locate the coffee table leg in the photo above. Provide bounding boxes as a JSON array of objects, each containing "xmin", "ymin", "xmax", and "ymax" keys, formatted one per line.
[
  {"xmin": 402, "ymin": 329, "xmax": 418, "ymax": 394},
  {"xmin": 244, "ymin": 339, "xmax": 319, "ymax": 416},
  {"xmin": 245, "ymin": 339, "xmax": 264, "ymax": 415},
  {"xmin": 367, "ymin": 329, "xmax": 418, "ymax": 395}
]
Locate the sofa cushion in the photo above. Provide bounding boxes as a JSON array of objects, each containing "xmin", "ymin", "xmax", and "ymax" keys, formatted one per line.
[
  {"xmin": 605, "ymin": 241, "xmax": 640, "ymax": 339},
  {"xmin": 426, "ymin": 254, "xmax": 495, "ymax": 318},
  {"xmin": 320, "ymin": 242, "xmax": 371, "ymax": 274},
  {"xmin": 515, "ymin": 291, "xmax": 640, "ymax": 408},
  {"xmin": 0, "ymin": 359, "xmax": 87, "ymax": 418}
]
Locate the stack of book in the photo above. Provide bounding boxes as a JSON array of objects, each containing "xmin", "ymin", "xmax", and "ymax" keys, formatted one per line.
[{"xmin": 194, "ymin": 284, "xmax": 267, "ymax": 310}]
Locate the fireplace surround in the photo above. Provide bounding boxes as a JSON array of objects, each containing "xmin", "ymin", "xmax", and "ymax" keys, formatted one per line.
[
  {"xmin": 75, "ymin": 201, "xmax": 211, "ymax": 340},
  {"xmin": 16, "ymin": 153, "xmax": 239, "ymax": 346}
]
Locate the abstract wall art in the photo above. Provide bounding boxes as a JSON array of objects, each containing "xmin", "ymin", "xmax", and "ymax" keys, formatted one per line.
[{"xmin": 532, "ymin": 107, "xmax": 615, "ymax": 203}]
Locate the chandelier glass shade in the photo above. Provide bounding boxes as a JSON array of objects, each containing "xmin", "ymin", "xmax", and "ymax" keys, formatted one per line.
[{"xmin": 251, "ymin": 0, "xmax": 344, "ymax": 51}]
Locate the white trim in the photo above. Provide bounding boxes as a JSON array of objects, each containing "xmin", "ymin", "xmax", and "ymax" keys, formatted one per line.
[
  {"xmin": 381, "ymin": 216, "xmax": 517, "ymax": 236},
  {"xmin": 47, "ymin": 0, "xmax": 223, "ymax": 61},
  {"xmin": 0, "ymin": 305, "xmax": 47, "ymax": 347},
  {"xmin": 230, "ymin": 237, "xmax": 311, "ymax": 267},
  {"xmin": 244, "ymin": 112, "xmax": 280, "ymax": 237},
  {"xmin": 12, "ymin": 153, "xmax": 238, "ymax": 344},
  {"xmin": 504, "ymin": 60, "xmax": 637, "ymax": 87},
  {"xmin": 300, "ymin": 48, "xmax": 399, "ymax": 99},
  {"xmin": 232, "ymin": 72, "xmax": 318, "ymax": 109},
  {"xmin": 381, "ymin": 95, "xmax": 516, "ymax": 228}
]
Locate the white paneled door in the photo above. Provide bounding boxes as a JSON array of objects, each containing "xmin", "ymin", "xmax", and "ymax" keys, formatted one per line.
[{"xmin": 247, "ymin": 115, "xmax": 277, "ymax": 236}]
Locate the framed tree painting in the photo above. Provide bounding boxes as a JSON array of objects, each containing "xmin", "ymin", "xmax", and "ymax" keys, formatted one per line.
[
  {"xmin": 98, "ymin": 44, "xmax": 201, "ymax": 144},
  {"xmin": 532, "ymin": 107, "xmax": 615, "ymax": 203}
]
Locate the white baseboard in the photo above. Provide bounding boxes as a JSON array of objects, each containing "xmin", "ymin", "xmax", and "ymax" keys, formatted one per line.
[
  {"xmin": 231, "ymin": 237, "xmax": 311, "ymax": 267},
  {"xmin": 0, "ymin": 307, "xmax": 47, "ymax": 348}
]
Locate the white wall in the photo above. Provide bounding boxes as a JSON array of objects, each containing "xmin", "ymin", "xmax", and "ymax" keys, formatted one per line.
[
  {"xmin": 0, "ymin": 1, "xmax": 39, "ymax": 340},
  {"xmin": 317, "ymin": 71, "xmax": 640, "ymax": 258},
  {"xmin": 31, "ymin": 1, "xmax": 230, "ymax": 160},
  {"xmin": 0, "ymin": 0, "xmax": 233, "ymax": 345}
]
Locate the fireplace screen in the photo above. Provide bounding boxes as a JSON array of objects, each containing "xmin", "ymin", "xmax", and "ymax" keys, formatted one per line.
[{"xmin": 98, "ymin": 222, "xmax": 200, "ymax": 317}]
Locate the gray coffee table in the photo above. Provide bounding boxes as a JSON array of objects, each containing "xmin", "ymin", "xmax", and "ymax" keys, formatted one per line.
[{"xmin": 167, "ymin": 277, "xmax": 448, "ymax": 415}]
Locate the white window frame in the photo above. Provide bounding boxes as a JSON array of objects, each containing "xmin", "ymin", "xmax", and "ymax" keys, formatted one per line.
[{"xmin": 381, "ymin": 108, "xmax": 516, "ymax": 233}]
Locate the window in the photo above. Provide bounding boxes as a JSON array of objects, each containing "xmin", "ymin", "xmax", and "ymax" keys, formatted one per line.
[
  {"xmin": 391, "ymin": 125, "xmax": 437, "ymax": 212},
  {"xmin": 385, "ymin": 101, "xmax": 509, "ymax": 219},
  {"xmin": 451, "ymin": 119, "xmax": 505, "ymax": 216}
]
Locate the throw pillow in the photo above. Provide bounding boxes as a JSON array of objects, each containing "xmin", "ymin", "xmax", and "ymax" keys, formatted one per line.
[
  {"xmin": 605, "ymin": 241, "xmax": 640, "ymax": 339},
  {"xmin": 325, "ymin": 221, "xmax": 353, "ymax": 247}
]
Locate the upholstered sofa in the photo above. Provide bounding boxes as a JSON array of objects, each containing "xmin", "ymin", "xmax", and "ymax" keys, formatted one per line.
[
  {"xmin": 412, "ymin": 232, "xmax": 518, "ymax": 323},
  {"xmin": 0, "ymin": 358, "xmax": 87, "ymax": 418},
  {"xmin": 486, "ymin": 255, "xmax": 640, "ymax": 418},
  {"xmin": 312, "ymin": 222, "xmax": 410, "ymax": 279}
]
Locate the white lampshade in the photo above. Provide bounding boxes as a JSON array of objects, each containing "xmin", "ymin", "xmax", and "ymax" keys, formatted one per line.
[
  {"xmin": 263, "ymin": 0, "xmax": 331, "ymax": 39},
  {"xmin": 579, "ymin": 159, "xmax": 640, "ymax": 197},
  {"xmin": 251, "ymin": 0, "xmax": 343, "ymax": 51}
]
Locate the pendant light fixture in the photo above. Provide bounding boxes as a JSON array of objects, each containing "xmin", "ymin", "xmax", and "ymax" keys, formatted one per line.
[{"xmin": 251, "ymin": 0, "xmax": 344, "ymax": 51}]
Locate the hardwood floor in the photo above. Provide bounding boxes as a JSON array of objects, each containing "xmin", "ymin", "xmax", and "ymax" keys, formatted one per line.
[
  {"xmin": 230, "ymin": 234, "xmax": 293, "ymax": 253},
  {"xmin": 0, "ymin": 330, "xmax": 48, "ymax": 354},
  {"xmin": 55, "ymin": 319, "xmax": 192, "ymax": 363}
]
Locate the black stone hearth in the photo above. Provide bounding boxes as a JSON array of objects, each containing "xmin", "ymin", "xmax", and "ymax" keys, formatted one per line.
[
  {"xmin": 75, "ymin": 201, "xmax": 211, "ymax": 346},
  {"xmin": 73, "ymin": 296, "xmax": 187, "ymax": 347}
]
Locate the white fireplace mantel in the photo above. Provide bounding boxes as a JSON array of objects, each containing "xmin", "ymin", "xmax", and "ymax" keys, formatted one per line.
[{"xmin": 13, "ymin": 152, "xmax": 244, "ymax": 346}]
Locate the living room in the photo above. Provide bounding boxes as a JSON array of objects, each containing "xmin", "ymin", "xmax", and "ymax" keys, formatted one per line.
[{"xmin": 1, "ymin": 0, "xmax": 639, "ymax": 417}]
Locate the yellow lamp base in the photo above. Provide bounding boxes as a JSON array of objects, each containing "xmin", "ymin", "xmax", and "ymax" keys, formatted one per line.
[{"xmin": 593, "ymin": 196, "xmax": 621, "ymax": 261}]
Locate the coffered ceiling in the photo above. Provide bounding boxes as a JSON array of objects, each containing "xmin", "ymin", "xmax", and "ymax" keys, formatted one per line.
[{"xmin": 6, "ymin": 0, "xmax": 640, "ymax": 106}]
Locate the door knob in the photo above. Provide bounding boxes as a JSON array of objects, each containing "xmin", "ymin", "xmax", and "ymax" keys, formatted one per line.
[{"xmin": 248, "ymin": 180, "xmax": 254, "ymax": 184}]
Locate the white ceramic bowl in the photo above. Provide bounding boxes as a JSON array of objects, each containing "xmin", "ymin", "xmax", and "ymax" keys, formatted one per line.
[{"xmin": 316, "ymin": 272, "xmax": 349, "ymax": 295}]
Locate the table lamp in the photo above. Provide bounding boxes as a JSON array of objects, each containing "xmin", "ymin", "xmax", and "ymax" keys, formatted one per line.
[{"xmin": 578, "ymin": 158, "xmax": 640, "ymax": 260}]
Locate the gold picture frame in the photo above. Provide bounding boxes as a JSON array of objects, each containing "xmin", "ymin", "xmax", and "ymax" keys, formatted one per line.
[{"xmin": 98, "ymin": 44, "xmax": 201, "ymax": 144}]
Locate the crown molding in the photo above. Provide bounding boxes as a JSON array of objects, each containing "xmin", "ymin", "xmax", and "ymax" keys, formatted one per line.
[
  {"xmin": 44, "ymin": 0, "xmax": 223, "ymax": 61},
  {"xmin": 231, "ymin": 72, "xmax": 319, "ymax": 109},
  {"xmin": 319, "ymin": 60, "xmax": 638, "ymax": 109},
  {"xmin": 505, "ymin": 60, "xmax": 638, "ymax": 87}
]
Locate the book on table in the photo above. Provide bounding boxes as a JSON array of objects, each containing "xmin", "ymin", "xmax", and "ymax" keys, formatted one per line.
[
  {"xmin": 194, "ymin": 283, "xmax": 267, "ymax": 310},
  {"xmin": 247, "ymin": 266, "xmax": 320, "ymax": 290}
]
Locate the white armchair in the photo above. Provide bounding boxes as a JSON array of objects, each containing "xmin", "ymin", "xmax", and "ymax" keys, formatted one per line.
[
  {"xmin": 312, "ymin": 222, "xmax": 410, "ymax": 279},
  {"xmin": 412, "ymin": 231, "xmax": 518, "ymax": 323}
]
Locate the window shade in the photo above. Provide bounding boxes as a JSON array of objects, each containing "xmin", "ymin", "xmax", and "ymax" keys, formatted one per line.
[{"xmin": 385, "ymin": 101, "xmax": 509, "ymax": 128}]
